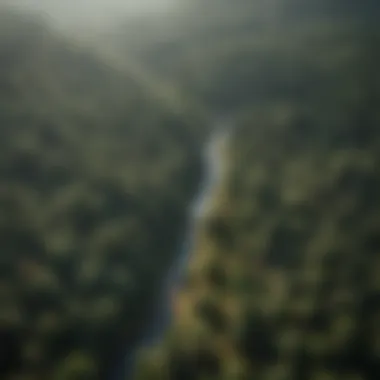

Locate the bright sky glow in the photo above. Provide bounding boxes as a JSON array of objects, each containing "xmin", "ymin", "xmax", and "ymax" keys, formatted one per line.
[{"xmin": 4, "ymin": 0, "xmax": 181, "ymax": 29}]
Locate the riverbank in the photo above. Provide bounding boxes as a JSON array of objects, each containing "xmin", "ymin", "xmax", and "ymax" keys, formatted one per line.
[
  {"xmin": 108, "ymin": 120, "xmax": 232, "ymax": 380},
  {"xmin": 130, "ymin": 121, "xmax": 239, "ymax": 379},
  {"xmin": 106, "ymin": 150, "xmax": 206, "ymax": 380}
]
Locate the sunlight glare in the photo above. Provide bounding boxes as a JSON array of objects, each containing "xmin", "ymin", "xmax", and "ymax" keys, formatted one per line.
[{"xmin": 4, "ymin": 0, "xmax": 181, "ymax": 29}]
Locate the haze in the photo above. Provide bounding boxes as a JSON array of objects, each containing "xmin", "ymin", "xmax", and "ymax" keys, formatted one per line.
[{"xmin": 4, "ymin": 0, "xmax": 181, "ymax": 30}]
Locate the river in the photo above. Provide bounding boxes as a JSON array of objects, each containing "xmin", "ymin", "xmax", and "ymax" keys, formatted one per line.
[{"xmin": 110, "ymin": 120, "xmax": 231, "ymax": 380}]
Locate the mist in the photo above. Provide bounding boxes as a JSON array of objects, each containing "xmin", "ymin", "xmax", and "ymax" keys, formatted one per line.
[{"xmin": 2, "ymin": 0, "xmax": 181, "ymax": 32}]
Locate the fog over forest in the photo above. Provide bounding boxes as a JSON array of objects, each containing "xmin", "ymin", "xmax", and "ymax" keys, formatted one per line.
[{"xmin": 0, "ymin": 1, "xmax": 379, "ymax": 380}]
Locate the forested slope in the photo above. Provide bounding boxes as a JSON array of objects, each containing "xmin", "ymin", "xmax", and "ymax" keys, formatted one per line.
[
  {"xmin": 0, "ymin": 8, "xmax": 208, "ymax": 380},
  {"xmin": 130, "ymin": 2, "xmax": 380, "ymax": 380},
  {"xmin": 1, "ymin": 2, "xmax": 379, "ymax": 380},
  {"xmin": 111, "ymin": 0, "xmax": 379, "ymax": 112}
]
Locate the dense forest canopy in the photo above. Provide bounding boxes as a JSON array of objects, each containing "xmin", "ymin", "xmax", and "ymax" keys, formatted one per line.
[
  {"xmin": 0, "ymin": 7, "xmax": 209, "ymax": 380},
  {"xmin": 109, "ymin": 0, "xmax": 379, "ymax": 112},
  {"xmin": 107, "ymin": 2, "xmax": 379, "ymax": 380},
  {"xmin": 0, "ymin": 1, "xmax": 379, "ymax": 380}
]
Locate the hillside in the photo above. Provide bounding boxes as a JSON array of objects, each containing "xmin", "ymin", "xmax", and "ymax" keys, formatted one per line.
[
  {"xmin": 1, "ymin": 2, "xmax": 379, "ymax": 380},
  {"xmin": 129, "ymin": 2, "xmax": 380, "ymax": 380},
  {"xmin": 110, "ymin": 0, "xmax": 379, "ymax": 112},
  {"xmin": 0, "ymin": 8, "xmax": 209, "ymax": 380}
]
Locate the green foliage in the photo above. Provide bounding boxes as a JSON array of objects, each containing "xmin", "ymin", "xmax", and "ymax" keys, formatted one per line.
[
  {"xmin": 130, "ymin": 2, "xmax": 380, "ymax": 380},
  {"xmin": 0, "ymin": 8, "xmax": 209, "ymax": 380},
  {"xmin": 1, "ymin": 2, "xmax": 380, "ymax": 380},
  {"xmin": 52, "ymin": 351, "xmax": 98, "ymax": 380}
]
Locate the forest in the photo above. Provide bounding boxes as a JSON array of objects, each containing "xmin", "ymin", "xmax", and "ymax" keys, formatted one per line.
[
  {"xmin": 0, "ymin": 1, "xmax": 379, "ymax": 380},
  {"xmin": 121, "ymin": 1, "xmax": 380, "ymax": 380},
  {"xmin": 0, "ymin": 7, "xmax": 209, "ymax": 380}
]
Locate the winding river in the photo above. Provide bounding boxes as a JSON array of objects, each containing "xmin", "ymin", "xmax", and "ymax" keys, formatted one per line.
[{"xmin": 111, "ymin": 120, "xmax": 231, "ymax": 380}]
